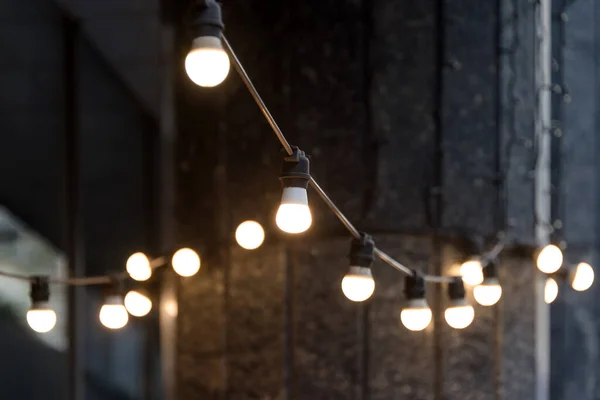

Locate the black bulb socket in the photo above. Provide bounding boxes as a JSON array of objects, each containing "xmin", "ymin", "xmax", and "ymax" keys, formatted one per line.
[
  {"xmin": 280, "ymin": 147, "xmax": 310, "ymax": 189},
  {"xmin": 191, "ymin": 0, "xmax": 225, "ymax": 39},
  {"xmin": 349, "ymin": 233, "xmax": 375, "ymax": 268},
  {"xmin": 404, "ymin": 273, "xmax": 426, "ymax": 300}
]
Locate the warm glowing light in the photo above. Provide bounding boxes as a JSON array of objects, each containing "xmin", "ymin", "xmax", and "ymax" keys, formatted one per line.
[
  {"xmin": 473, "ymin": 283, "xmax": 502, "ymax": 306},
  {"xmin": 444, "ymin": 305, "xmax": 475, "ymax": 329},
  {"xmin": 545, "ymin": 277, "xmax": 558, "ymax": 304},
  {"xmin": 571, "ymin": 262, "xmax": 594, "ymax": 292},
  {"xmin": 341, "ymin": 267, "xmax": 375, "ymax": 302},
  {"xmin": 235, "ymin": 220, "xmax": 265, "ymax": 250},
  {"xmin": 172, "ymin": 248, "xmax": 201, "ymax": 277},
  {"xmin": 27, "ymin": 308, "xmax": 57, "ymax": 333},
  {"xmin": 185, "ymin": 37, "xmax": 230, "ymax": 87},
  {"xmin": 400, "ymin": 300, "xmax": 432, "ymax": 332},
  {"xmin": 99, "ymin": 296, "xmax": 129, "ymax": 330},
  {"xmin": 276, "ymin": 187, "xmax": 312, "ymax": 234},
  {"xmin": 125, "ymin": 291, "xmax": 153, "ymax": 317},
  {"xmin": 126, "ymin": 252, "xmax": 152, "ymax": 281},
  {"xmin": 536, "ymin": 244, "xmax": 563, "ymax": 274},
  {"xmin": 460, "ymin": 259, "xmax": 484, "ymax": 285}
]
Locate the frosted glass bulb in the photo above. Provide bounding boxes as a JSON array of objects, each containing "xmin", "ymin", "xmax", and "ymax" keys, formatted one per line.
[
  {"xmin": 124, "ymin": 291, "xmax": 152, "ymax": 317},
  {"xmin": 276, "ymin": 187, "xmax": 312, "ymax": 234},
  {"xmin": 460, "ymin": 259, "xmax": 484, "ymax": 285},
  {"xmin": 571, "ymin": 262, "xmax": 594, "ymax": 292},
  {"xmin": 400, "ymin": 300, "xmax": 432, "ymax": 331},
  {"xmin": 473, "ymin": 283, "xmax": 502, "ymax": 306},
  {"xmin": 545, "ymin": 277, "xmax": 558, "ymax": 304},
  {"xmin": 341, "ymin": 267, "xmax": 375, "ymax": 302},
  {"xmin": 185, "ymin": 37, "xmax": 230, "ymax": 87},
  {"xmin": 536, "ymin": 244, "xmax": 563, "ymax": 274},
  {"xmin": 99, "ymin": 296, "xmax": 128, "ymax": 330},
  {"xmin": 172, "ymin": 248, "xmax": 201, "ymax": 277},
  {"xmin": 444, "ymin": 304, "xmax": 475, "ymax": 329},
  {"xmin": 235, "ymin": 220, "xmax": 265, "ymax": 250},
  {"xmin": 27, "ymin": 308, "xmax": 57, "ymax": 333},
  {"xmin": 126, "ymin": 252, "xmax": 152, "ymax": 281}
]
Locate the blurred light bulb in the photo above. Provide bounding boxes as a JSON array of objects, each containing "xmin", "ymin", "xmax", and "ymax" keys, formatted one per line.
[
  {"xmin": 235, "ymin": 220, "xmax": 265, "ymax": 250},
  {"xmin": 444, "ymin": 304, "xmax": 475, "ymax": 329},
  {"xmin": 125, "ymin": 290, "xmax": 152, "ymax": 317},
  {"xmin": 99, "ymin": 295, "xmax": 128, "ymax": 330},
  {"xmin": 545, "ymin": 277, "xmax": 558, "ymax": 304},
  {"xmin": 460, "ymin": 259, "xmax": 484, "ymax": 285},
  {"xmin": 341, "ymin": 267, "xmax": 375, "ymax": 302},
  {"xmin": 185, "ymin": 37, "xmax": 230, "ymax": 87},
  {"xmin": 276, "ymin": 187, "xmax": 312, "ymax": 234},
  {"xmin": 537, "ymin": 244, "xmax": 563, "ymax": 274},
  {"xmin": 473, "ymin": 282, "xmax": 502, "ymax": 306},
  {"xmin": 571, "ymin": 262, "xmax": 594, "ymax": 292},
  {"xmin": 172, "ymin": 248, "xmax": 201, "ymax": 277},
  {"xmin": 400, "ymin": 299, "xmax": 432, "ymax": 331},
  {"xmin": 126, "ymin": 252, "xmax": 152, "ymax": 281},
  {"xmin": 27, "ymin": 307, "xmax": 57, "ymax": 333}
]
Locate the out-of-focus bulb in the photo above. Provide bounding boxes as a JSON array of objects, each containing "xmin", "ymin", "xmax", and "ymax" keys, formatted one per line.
[
  {"xmin": 235, "ymin": 220, "xmax": 265, "ymax": 250},
  {"xmin": 341, "ymin": 267, "xmax": 375, "ymax": 302},
  {"xmin": 27, "ymin": 307, "xmax": 57, "ymax": 333},
  {"xmin": 400, "ymin": 299, "xmax": 432, "ymax": 332},
  {"xmin": 172, "ymin": 248, "xmax": 201, "ymax": 277},
  {"xmin": 99, "ymin": 295, "xmax": 129, "ymax": 330},
  {"xmin": 185, "ymin": 37, "xmax": 230, "ymax": 87},
  {"xmin": 276, "ymin": 187, "xmax": 312, "ymax": 234},
  {"xmin": 473, "ymin": 282, "xmax": 502, "ymax": 306},
  {"xmin": 125, "ymin": 290, "xmax": 152, "ymax": 317},
  {"xmin": 571, "ymin": 262, "xmax": 594, "ymax": 292},
  {"xmin": 536, "ymin": 244, "xmax": 563, "ymax": 274},
  {"xmin": 460, "ymin": 259, "xmax": 484, "ymax": 285},
  {"xmin": 126, "ymin": 252, "xmax": 152, "ymax": 281},
  {"xmin": 545, "ymin": 277, "xmax": 558, "ymax": 304},
  {"xmin": 444, "ymin": 304, "xmax": 475, "ymax": 329}
]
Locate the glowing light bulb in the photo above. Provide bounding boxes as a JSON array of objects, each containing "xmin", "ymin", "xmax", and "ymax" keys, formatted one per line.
[
  {"xmin": 185, "ymin": 37, "xmax": 230, "ymax": 87},
  {"xmin": 400, "ymin": 299, "xmax": 432, "ymax": 332},
  {"xmin": 473, "ymin": 282, "xmax": 502, "ymax": 306},
  {"xmin": 235, "ymin": 220, "xmax": 265, "ymax": 250},
  {"xmin": 341, "ymin": 267, "xmax": 375, "ymax": 302},
  {"xmin": 536, "ymin": 244, "xmax": 563, "ymax": 274},
  {"xmin": 444, "ymin": 304, "xmax": 475, "ymax": 329},
  {"xmin": 27, "ymin": 308, "xmax": 57, "ymax": 333},
  {"xmin": 545, "ymin": 277, "xmax": 558, "ymax": 304},
  {"xmin": 126, "ymin": 252, "xmax": 152, "ymax": 281},
  {"xmin": 460, "ymin": 259, "xmax": 484, "ymax": 285},
  {"xmin": 571, "ymin": 262, "xmax": 594, "ymax": 292},
  {"xmin": 172, "ymin": 248, "xmax": 201, "ymax": 277},
  {"xmin": 125, "ymin": 290, "xmax": 152, "ymax": 317},
  {"xmin": 99, "ymin": 295, "xmax": 129, "ymax": 330},
  {"xmin": 276, "ymin": 187, "xmax": 312, "ymax": 234}
]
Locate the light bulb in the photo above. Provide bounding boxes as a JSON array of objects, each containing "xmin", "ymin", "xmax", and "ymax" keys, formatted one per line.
[
  {"xmin": 172, "ymin": 248, "xmax": 201, "ymax": 277},
  {"xmin": 341, "ymin": 267, "xmax": 375, "ymax": 302},
  {"xmin": 459, "ymin": 259, "xmax": 484, "ymax": 285},
  {"xmin": 276, "ymin": 187, "xmax": 312, "ymax": 234},
  {"xmin": 473, "ymin": 282, "xmax": 502, "ymax": 306},
  {"xmin": 99, "ymin": 295, "xmax": 129, "ymax": 330},
  {"xmin": 536, "ymin": 244, "xmax": 563, "ymax": 274},
  {"xmin": 185, "ymin": 37, "xmax": 230, "ymax": 87},
  {"xmin": 444, "ymin": 304, "xmax": 475, "ymax": 329},
  {"xmin": 400, "ymin": 299, "xmax": 432, "ymax": 332},
  {"xmin": 125, "ymin": 290, "xmax": 153, "ymax": 317},
  {"xmin": 126, "ymin": 252, "xmax": 152, "ymax": 281},
  {"xmin": 545, "ymin": 277, "xmax": 558, "ymax": 304},
  {"xmin": 235, "ymin": 220, "xmax": 265, "ymax": 250},
  {"xmin": 27, "ymin": 308, "xmax": 57, "ymax": 333},
  {"xmin": 571, "ymin": 262, "xmax": 594, "ymax": 292}
]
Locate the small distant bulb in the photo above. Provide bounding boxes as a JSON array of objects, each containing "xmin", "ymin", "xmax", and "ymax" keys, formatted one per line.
[
  {"xmin": 473, "ymin": 282, "xmax": 502, "ymax": 306},
  {"xmin": 444, "ymin": 304, "xmax": 475, "ymax": 330},
  {"xmin": 460, "ymin": 259, "xmax": 484, "ymax": 285},
  {"xmin": 172, "ymin": 248, "xmax": 201, "ymax": 277},
  {"xmin": 537, "ymin": 244, "xmax": 563, "ymax": 274},
  {"xmin": 27, "ymin": 308, "xmax": 57, "ymax": 333},
  {"xmin": 401, "ymin": 299, "xmax": 432, "ymax": 332},
  {"xmin": 125, "ymin": 290, "xmax": 153, "ymax": 317},
  {"xmin": 126, "ymin": 252, "xmax": 152, "ymax": 281},
  {"xmin": 341, "ymin": 267, "xmax": 375, "ymax": 302},
  {"xmin": 545, "ymin": 277, "xmax": 559, "ymax": 304},
  {"xmin": 276, "ymin": 187, "xmax": 312, "ymax": 234},
  {"xmin": 235, "ymin": 220, "xmax": 265, "ymax": 250},
  {"xmin": 99, "ymin": 295, "xmax": 129, "ymax": 330},
  {"xmin": 185, "ymin": 37, "xmax": 230, "ymax": 87},
  {"xmin": 571, "ymin": 262, "xmax": 594, "ymax": 292}
]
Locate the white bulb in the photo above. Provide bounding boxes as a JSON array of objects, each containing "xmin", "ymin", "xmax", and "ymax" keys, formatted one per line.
[
  {"xmin": 571, "ymin": 262, "xmax": 594, "ymax": 292},
  {"xmin": 400, "ymin": 299, "xmax": 432, "ymax": 331},
  {"xmin": 27, "ymin": 308, "xmax": 57, "ymax": 333},
  {"xmin": 444, "ymin": 304, "xmax": 475, "ymax": 329},
  {"xmin": 99, "ymin": 296, "xmax": 129, "ymax": 330},
  {"xmin": 235, "ymin": 220, "xmax": 265, "ymax": 250},
  {"xmin": 172, "ymin": 248, "xmax": 201, "ymax": 277},
  {"xmin": 276, "ymin": 187, "xmax": 312, "ymax": 234},
  {"xmin": 473, "ymin": 283, "xmax": 502, "ymax": 306},
  {"xmin": 185, "ymin": 36, "xmax": 230, "ymax": 87},
  {"xmin": 459, "ymin": 259, "xmax": 484, "ymax": 285},
  {"xmin": 536, "ymin": 244, "xmax": 563, "ymax": 274},
  {"xmin": 341, "ymin": 267, "xmax": 375, "ymax": 302},
  {"xmin": 125, "ymin": 290, "xmax": 153, "ymax": 317},
  {"xmin": 545, "ymin": 277, "xmax": 559, "ymax": 304},
  {"xmin": 126, "ymin": 252, "xmax": 152, "ymax": 281}
]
